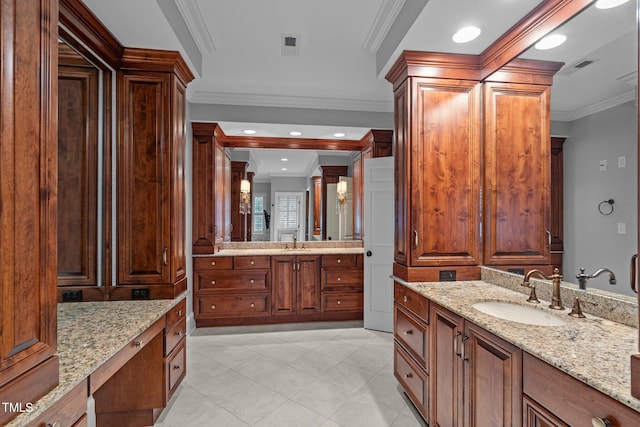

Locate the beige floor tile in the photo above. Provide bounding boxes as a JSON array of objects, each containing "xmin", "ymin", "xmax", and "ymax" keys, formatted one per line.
[
  {"xmin": 291, "ymin": 377, "xmax": 353, "ymax": 417},
  {"xmin": 253, "ymin": 400, "xmax": 326, "ymax": 427},
  {"xmin": 318, "ymin": 361, "xmax": 377, "ymax": 393},
  {"xmin": 259, "ymin": 365, "xmax": 319, "ymax": 399},
  {"xmin": 290, "ymin": 350, "xmax": 342, "ymax": 377},
  {"xmin": 330, "ymin": 394, "xmax": 400, "ymax": 427},
  {"xmin": 219, "ymin": 383, "xmax": 288, "ymax": 425}
]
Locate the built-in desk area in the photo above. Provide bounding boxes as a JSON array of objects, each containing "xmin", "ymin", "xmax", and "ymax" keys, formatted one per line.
[{"xmin": 8, "ymin": 297, "xmax": 186, "ymax": 427}]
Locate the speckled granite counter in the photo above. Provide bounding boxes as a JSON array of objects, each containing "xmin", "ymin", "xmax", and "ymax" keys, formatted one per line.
[
  {"xmin": 8, "ymin": 297, "xmax": 184, "ymax": 426},
  {"xmin": 395, "ymin": 277, "xmax": 640, "ymax": 413}
]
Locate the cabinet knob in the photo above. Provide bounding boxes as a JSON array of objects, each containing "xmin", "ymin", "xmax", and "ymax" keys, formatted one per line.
[
  {"xmin": 173, "ymin": 365, "xmax": 181, "ymax": 370},
  {"xmin": 337, "ymin": 277, "xmax": 341, "ymax": 282},
  {"xmin": 176, "ymin": 330, "xmax": 184, "ymax": 337},
  {"xmin": 210, "ymin": 280, "xmax": 216, "ymax": 285},
  {"xmin": 403, "ymin": 329, "xmax": 413, "ymax": 336},
  {"xmin": 177, "ymin": 310, "xmax": 183, "ymax": 316},
  {"xmin": 404, "ymin": 373, "xmax": 412, "ymax": 379},
  {"xmin": 250, "ymin": 260, "xmax": 255, "ymax": 265},
  {"xmin": 403, "ymin": 296, "xmax": 408, "ymax": 303},
  {"xmin": 592, "ymin": 417, "xmax": 612, "ymax": 427},
  {"xmin": 337, "ymin": 300, "xmax": 342, "ymax": 305},
  {"xmin": 211, "ymin": 304, "xmax": 216, "ymax": 310},
  {"xmin": 46, "ymin": 422, "xmax": 61, "ymax": 427},
  {"xmin": 135, "ymin": 340, "xmax": 144, "ymax": 348},
  {"xmin": 250, "ymin": 303, "xmax": 255, "ymax": 308},
  {"xmin": 337, "ymin": 259, "xmax": 342, "ymax": 263},
  {"xmin": 250, "ymin": 279, "xmax": 255, "ymax": 284},
  {"xmin": 211, "ymin": 261, "xmax": 216, "ymax": 266}
]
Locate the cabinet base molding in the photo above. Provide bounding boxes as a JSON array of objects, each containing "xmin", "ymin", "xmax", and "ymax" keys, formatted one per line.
[
  {"xmin": 195, "ymin": 311, "xmax": 362, "ymax": 328},
  {"xmin": 393, "ymin": 263, "xmax": 480, "ymax": 282},
  {"xmin": 108, "ymin": 278, "xmax": 188, "ymax": 301}
]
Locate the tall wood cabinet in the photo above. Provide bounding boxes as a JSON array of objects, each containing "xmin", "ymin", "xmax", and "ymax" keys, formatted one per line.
[
  {"xmin": 0, "ymin": 0, "xmax": 60, "ymax": 424},
  {"xmin": 230, "ymin": 161, "xmax": 248, "ymax": 241},
  {"xmin": 113, "ymin": 48, "xmax": 194, "ymax": 300}
]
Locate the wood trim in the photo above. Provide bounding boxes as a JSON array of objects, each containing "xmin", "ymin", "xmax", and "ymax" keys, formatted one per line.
[
  {"xmin": 393, "ymin": 263, "xmax": 481, "ymax": 282},
  {"xmin": 224, "ymin": 135, "xmax": 362, "ymax": 151},
  {"xmin": 385, "ymin": 50, "xmax": 481, "ymax": 88},
  {"xmin": 120, "ymin": 47, "xmax": 195, "ymax": 86},
  {"xmin": 59, "ymin": 0, "xmax": 124, "ymax": 69},
  {"xmin": 484, "ymin": 58, "xmax": 564, "ymax": 85}
]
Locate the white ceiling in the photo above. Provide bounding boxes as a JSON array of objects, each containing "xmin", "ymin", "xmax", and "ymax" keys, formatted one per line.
[{"xmin": 81, "ymin": 0, "xmax": 637, "ymax": 176}]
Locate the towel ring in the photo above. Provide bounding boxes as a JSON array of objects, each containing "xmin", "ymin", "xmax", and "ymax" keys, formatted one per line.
[{"xmin": 597, "ymin": 199, "xmax": 615, "ymax": 216}]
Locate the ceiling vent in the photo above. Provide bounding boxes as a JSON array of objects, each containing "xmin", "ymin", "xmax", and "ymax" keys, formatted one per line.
[
  {"xmin": 558, "ymin": 57, "xmax": 598, "ymax": 76},
  {"xmin": 281, "ymin": 33, "xmax": 299, "ymax": 57}
]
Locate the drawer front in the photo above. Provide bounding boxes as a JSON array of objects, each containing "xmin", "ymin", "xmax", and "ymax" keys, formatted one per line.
[
  {"xmin": 394, "ymin": 343, "xmax": 428, "ymax": 415},
  {"xmin": 395, "ymin": 305, "xmax": 427, "ymax": 365},
  {"xmin": 166, "ymin": 298, "xmax": 186, "ymax": 328},
  {"xmin": 197, "ymin": 294, "xmax": 271, "ymax": 317},
  {"xmin": 197, "ymin": 270, "xmax": 269, "ymax": 292},
  {"xmin": 523, "ymin": 353, "xmax": 640, "ymax": 426},
  {"xmin": 322, "ymin": 269, "xmax": 363, "ymax": 289},
  {"xmin": 322, "ymin": 292, "xmax": 363, "ymax": 312},
  {"xmin": 167, "ymin": 340, "xmax": 186, "ymax": 398},
  {"xmin": 234, "ymin": 255, "xmax": 270, "ymax": 269},
  {"xmin": 165, "ymin": 316, "xmax": 186, "ymax": 356},
  {"xmin": 194, "ymin": 256, "xmax": 233, "ymax": 270},
  {"xmin": 322, "ymin": 254, "xmax": 358, "ymax": 268},
  {"xmin": 394, "ymin": 282, "xmax": 428, "ymax": 323},
  {"xmin": 29, "ymin": 378, "xmax": 87, "ymax": 427}
]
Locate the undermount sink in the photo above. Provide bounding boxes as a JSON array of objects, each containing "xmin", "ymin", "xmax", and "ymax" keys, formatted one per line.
[{"xmin": 472, "ymin": 301, "xmax": 566, "ymax": 326}]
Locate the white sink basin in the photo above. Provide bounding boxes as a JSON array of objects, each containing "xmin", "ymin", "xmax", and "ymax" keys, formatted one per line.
[{"xmin": 472, "ymin": 301, "xmax": 566, "ymax": 326}]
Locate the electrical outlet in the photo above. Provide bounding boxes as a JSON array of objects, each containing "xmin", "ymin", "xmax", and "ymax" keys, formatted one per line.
[
  {"xmin": 439, "ymin": 270, "xmax": 456, "ymax": 281},
  {"xmin": 599, "ymin": 160, "xmax": 607, "ymax": 171},
  {"xmin": 618, "ymin": 156, "xmax": 626, "ymax": 168},
  {"xmin": 618, "ymin": 223, "xmax": 627, "ymax": 235}
]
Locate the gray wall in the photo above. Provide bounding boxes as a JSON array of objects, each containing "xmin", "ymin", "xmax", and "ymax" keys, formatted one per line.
[{"xmin": 561, "ymin": 101, "xmax": 638, "ymax": 296}]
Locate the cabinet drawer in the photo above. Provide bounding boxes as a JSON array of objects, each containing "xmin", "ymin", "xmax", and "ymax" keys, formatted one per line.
[
  {"xmin": 234, "ymin": 255, "xmax": 270, "ymax": 269},
  {"xmin": 394, "ymin": 343, "xmax": 428, "ymax": 417},
  {"xmin": 165, "ymin": 316, "xmax": 186, "ymax": 356},
  {"xmin": 194, "ymin": 256, "xmax": 232, "ymax": 270},
  {"xmin": 166, "ymin": 339, "xmax": 186, "ymax": 398},
  {"xmin": 166, "ymin": 298, "xmax": 186, "ymax": 328},
  {"xmin": 395, "ymin": 305, "xmax": 427, "ymax": 365},
  {"xmin": 322, "ymin": 254, "xmax": 358, "ymax": 268},
  {"xmin": 394, "ymin": 282, "xmax": 428, "ymax": 322},
  {"xmin": 322, "ymin": 292, "xmax": 363, "ymax": 312},
  {"xmin": 196, "ymin": 270, "xmax": 269, "ymax": 292},
  {"xmin": 28, "ymin": 378, "xmax": 87, "ymax": 427},
  {"xmin": 523, "ymin": 353, "xmax": 640, "ymax": 426},
  {"xmin": 197, "ymin": 294, "xmax": 271, "ymax": 317},
  {"xmin": 322, "ymin": 269, "xmax": 363, "ymax": 290}
]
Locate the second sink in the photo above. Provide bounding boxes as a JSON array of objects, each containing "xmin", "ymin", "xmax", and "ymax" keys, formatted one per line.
[{"xmin": 472, "ymin": 301, "xmax": 566, "ymax": 326}]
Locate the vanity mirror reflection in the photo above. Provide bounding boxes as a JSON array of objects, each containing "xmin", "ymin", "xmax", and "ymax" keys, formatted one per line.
[{"xmin": 516, "ymin": 0, "xmax": 637, "ymax": 296}]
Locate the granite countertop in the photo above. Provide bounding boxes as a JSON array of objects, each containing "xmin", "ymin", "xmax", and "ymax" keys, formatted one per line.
[
  {"xmin": 205, "ymin": 247, "xmax": 364, "ymax": 256},
  {"xmin": 396, "ymin": 279, "xmax": 640, "ymax": 412},
  {"xmin": 8, "ymin": 297, "xmax": 184, "ymax": 426}
]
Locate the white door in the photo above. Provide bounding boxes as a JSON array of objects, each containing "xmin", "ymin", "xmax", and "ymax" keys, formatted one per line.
[
  {"xmin": 273, "ymin": 192, "xmax": 304, "ymax": 242},
  {"xmin": 364, "ymin": 156, "xmax": 394, "ymax": 332}
]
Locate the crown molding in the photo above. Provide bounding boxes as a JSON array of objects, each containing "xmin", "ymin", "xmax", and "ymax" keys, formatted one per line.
[
  {"xmin": 174, "ymin": 0, "xmax": 216, "ymax": 55},
  {"xmin": 363, "ymin": 0, "xmax": 406, "ymax": 54},
  {"xmin": 189, "ymin": 90, "xmax": 394, "ymax": 113},
  {"xmin": 551, "ymin": 90, "xmax": 636, "ymax": 122}
]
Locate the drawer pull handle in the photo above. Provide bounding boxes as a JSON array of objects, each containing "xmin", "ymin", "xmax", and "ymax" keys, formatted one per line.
[
  {"xmin": 403, "ymin": 329, "xmax": 413, "ymax": 336},
  {"xmin": 337, "ymin": 259, "xmax": 342, "ymax": 263},
  {"xmin": 337, "ymin": 277, "xmax": 341, "ymax": 282},
  {"xmin": 250, "ymin": 303, "xmax": 255, "ymax": 308},
  {"xmin": 176, "ymin": 330, "xmax": 184, "ymax": 337},
  {"xmin": 403, "ymin": 296, "xmax": 408, "ymax": 303},
  {"xmin": 163, "ymin": 247, "xmax": 168, "ymax": 266},
  {"xmin": 46, "ymin": 422, "xmax": 61, "ymax": 427},
  {"xmin": 210, "ymin": 280, "xmax": 216, "ymax": 285},
  {"xmin": 173, "ymin": 365, "xmax": 181, "ymax": 370},
  {"xmin": 135, "ymin": 340, "xmax": 145, "ymax": 348},
  {"xmin": 250, "ymin": 260, "xmax": 255, "ymax": 265},
  {"xmin": 592, "ymin": 417, "xmax": 611, "ymax": 427},
  {"xmin": 337, "ymin": 300, "xmax": 342, "ymax": 305},
  {"xmin": 250, "ymin": 279, "xmax": 255, "ymax": 284},
  {"xmin": 211, "ymin": 305, "xmax": 216, "ymax": 310},
  {"xmin": 177, "ymin": 310, "xmax": 183, "ymax": 316},
  {"xmin": 211, "ymin": 261, "xmax": 216, "ymax": 266},
  {"xmin": 404, "ymin": 373, "xmax": 413, "ymax": 379}
]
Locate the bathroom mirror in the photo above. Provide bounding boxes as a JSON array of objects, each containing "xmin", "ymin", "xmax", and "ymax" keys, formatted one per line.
[{"xmin": 516, "ymin": 0, "xmax": 637, "ymax": 296}]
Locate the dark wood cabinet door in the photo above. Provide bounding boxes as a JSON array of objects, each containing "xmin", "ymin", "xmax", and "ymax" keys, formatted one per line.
[
  {"xmin": 58, "ymin": 64, "xmax": 99, "ymax": 287},
  {"xmin": 312, "ymin": 176, "xmax": 322, "ymax": 237},
  {"xmin": 352, "ymin": 154, "xmax": 363, "ymax": 240},
  {"xmin": 271, "ymin": 256, "xmax": 296, "ymax": 314},
  {"xmin": 297, "ymin": 256, "xmax": 320, "ymax": 313},
  {"xmin": 523, "ymin": 396, "xmax": 568, "ymax": 427},
  {"xmin": 411, "ymin": 78, "xmax": 481, "ymax": 268},
  {"xmin": 0, "ymin": 0, "xmax": 59, "ymax": 423},
  {"xmin": 117, "ymin": 71, "xmax": 171, "ymax": 285},
  {"xmin": 230, "ymin": 161, "xmax": 247, "ymax": 241},
  {"xmin": 464, "ymin": 322, "xmax": 522, "ymax": 427},
  {"xmin": 393, "ymin": 81, "xmax": 410, "ymax": 266},
  {"xmin": 224, "ymin": 151, "xmax": 232, "ymax": 242},
  {"xmin": 171, "ymin": 78, "xmax": 187, "ymax": 284},
  {"xmin": 483, "ymin": 82, "xmax": 551, "ymax": 267},
  {"xmin": 215, "ymin": 142, "xmax": 226, "ymax": 245},
  {"xmin": 430, "ymin": 304, "xmax": 465, "ymax": 427},
  {"xmin": 191, "ymin": 124, "xmax": 217, "ymax": 253}
]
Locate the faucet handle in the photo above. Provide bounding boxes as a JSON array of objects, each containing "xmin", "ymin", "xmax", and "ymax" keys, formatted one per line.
[
  {"xmin": 526, "ymin": 284, "xmax": 540, "ymax": 304},
  {"xmin": 568, "ymin": 296, "xmax": 598, "ymax": 318}
]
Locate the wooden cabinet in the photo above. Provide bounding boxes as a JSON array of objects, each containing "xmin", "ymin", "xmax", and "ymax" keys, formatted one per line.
[
  {"xmin": 272, "ymin": 255, "xmax": 321, "ymax": 315},
  {"xmin": 523, "ymin": 353, "xmax": 640, "ymax": 427},
  {"xmin": 321, "ymin": 254, "xmax": 364, "ymax": 314},
  {"xmin": 164, "ymin": 299, "xmax": 187, "ymax": 403},
  {"xmin": 0, "ymin": 0, "xmax": 60, "ymax": 424},
  {"xmin": 312, "ymin": 176, "xmax": 322, "ymax": 237},
  {"xmin": 230, "ymin": 161, "xmax": 248, "ymax": 241},
  {"xmin": 114, "ymin": 49, "xmax": 193, "ymax": 300}
]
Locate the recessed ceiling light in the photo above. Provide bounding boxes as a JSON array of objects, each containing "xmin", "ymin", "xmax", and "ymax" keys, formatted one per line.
[
  {"xmin": 281, "ymin": 167, "xmax": 288, "ymax": 171},
  {"xmin": 333, "ymin": 132, "xmax": 346, "ymax": 138},
  {"xmin": 243, "ymin": 129, "xmax": 256, "ymax": 135},
  {"xmin": 289, "ymin": 131, "xmax": 302, "ymax": 136},
  {"xmin": 281, "ymin": 158, "xmax": 289, "ymax": 162},
  {"xmin": 452, "ymin": 26, "xmax": 481, "ymax": 43},
  {"xmin": 595, "ymin": 0, "xmax": 630, "ymax": 9},
  {"xmin": 534, "ymin": 34, "xmax": 567, "ymax": 50}
]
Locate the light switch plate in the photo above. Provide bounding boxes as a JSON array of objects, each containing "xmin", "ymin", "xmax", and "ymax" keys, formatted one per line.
[
  {"xmin": 618, "ymin": 222, "xmax": 627, "ymax": 235},
  {"xmin": 618, "ymin": 156, "xmax": 626, "ymax": 168},
  {"xmin": 599, "ymin": 160, "xmax": 607, "ymax": 171}
]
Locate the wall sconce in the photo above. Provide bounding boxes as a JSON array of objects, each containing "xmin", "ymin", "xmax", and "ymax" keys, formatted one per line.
[{"xmin": 337, "ymin": 180, "xmax": 347, "ymax": 210}]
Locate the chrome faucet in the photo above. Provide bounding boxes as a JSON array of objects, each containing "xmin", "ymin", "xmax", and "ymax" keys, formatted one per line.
[
  {"xmin": 522, "ymin": 268, "xmax": 564, "ymax": 310},
  {"xmin": 293, "ymin": 235, "xmax": 297, "ymax": 250},
  {"xmin": 575, "ymin": 268, "xmax": 616, "ymax": 290}
]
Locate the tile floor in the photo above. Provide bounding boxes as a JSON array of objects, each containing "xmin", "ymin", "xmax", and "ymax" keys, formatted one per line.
[{"xmin": 155, "ymin": 321, "xmax": 426, "ymax": 427}]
